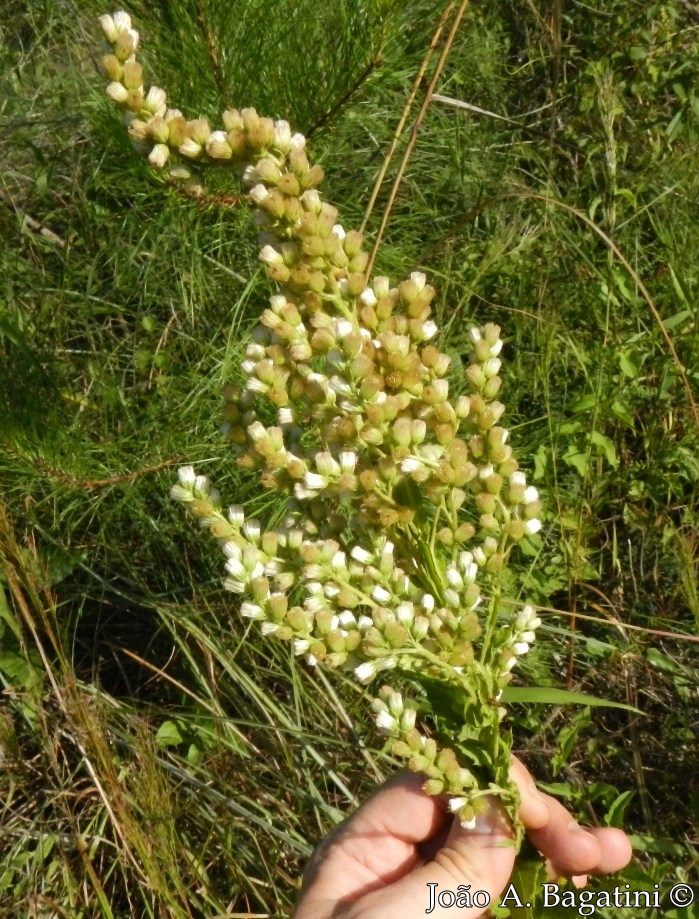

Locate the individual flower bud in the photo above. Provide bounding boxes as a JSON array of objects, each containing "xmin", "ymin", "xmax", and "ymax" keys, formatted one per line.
[
  {"xmin": 248, "ymin": 183, "xmax": 270, "ymax": 206},
  {"xmin": 476, "ymin": 492, "xmax": 497, "ymax": 514},
  {"xmin": 508, "ymin": 479, "xmax": 526, "ymax": 504},
  {"xmin": 484, "ymin": 472, "xmax": 503, "ymax": 495},
  {"xmin": 487, "ymin": 338, "xmax": 507, "ymax": 366},
  {"xmin": 507, "ymin": 519, "xmax": 526, "ymax": 541},
  {"xmin": 125, "ymin": 88, "xmax": 144, "ymax": 112},
  {"xmin": 110, "ymin": 11, "xmax": 132, "ymax": 32},
  {"xmin": 523, "ymin": 500, "xmax": 543, "ymax": 519},
  {"xmin": 354, "ymin": 661, "xmax": 378, "ymax": 684},
  {"xmin": 485, "ymin": 553, "xmax": 504, "ymax": 573},
  {"xmin": 391, "ymin": 417, "xmax": 412, "ymax": 447},
  {"xmin": 416, "ymin": 320, "xmax": 438, "ymax": 341},
  {"xmin": 410, "ymin": 419, "xmax": 427, "ymax": 444},
  {"xmin": 301, "ymin": 164, "xmax": 324, "ymax": 189},
  {"xmin": 206, "ymin": 130, "xmax": 233, "ymax": 159},
  {"xmin": 339, "ymin": 230, "xmax": 363, "ymax": 259},
  {"xmin": 187, "ymin": 118, "xmax": 211, "ymax": 146},
  {"xmin": 142, "ymin": 86, "xmax": 167, "ymax": 116},
  {"xmin": 259, "ymin": 245, "xmax": 284, "ymax": 268},
  {"xmin": 373, "ymin": 704, "xmax": 398, "ymax": 734},
  {"xmin": 121, "ymin": 60, "xmax": 142, "ymax": 90},
  {"xmin": 277, "ymin": 172, "xmax": 300, "ymax": 196},
  {"xmin": 222, "ymin": 109, "xmax": 244, "ymax": 132},
  {"xmin": 101, "ymin": 54, "xmax": 122, "ymax": 81},
  {"xmin": 490, "ymin": 402, "xmax": 506, "ymax": 423},
  {"xmin": 247, "ymin": 116, "xmax": 275, "ymax": 150},
  {"xmin": 162, "ymin": 115, "xmax": 187, "ymax": 146},
  {"xmin": 299, "ymin": 189, "xmax": 322, "ymax": 214},
  {"xmin": 227, "ymin": 129, "xmax": 247, "ymax": 157},
  {"xmin": 255, "ymin": 158, "xmax": 283, "ymax": 185},
  {"xmin": 114, "ymin": 30, "xmax": 136, "ymax": 61},
  {"xmin": 437, "ymin": 528, "xmax": 454, "ymax": 546},
  {"xmin": 466, "ymin": 364, "xmax": 486, "ymax": 390},
  {"xmin": 399, "ymin": 277, "xmax": 420, "ymax": 304},
  {"xmin": 106, "ymin": 81, "xmax": 129, "ymax": 104},
  {"xmin": 273, "ymin": 119, "xmax": 292, "ymax": 152},
  {"xmin": 455, "ymin": 522, "xmax": 475, "ymax": 543},
  {"xmin": 148, "ymin": 143, "xmax": 169, "ymax": 168},
  {"xmin": 455, "ymin": 395, "xmax": 471, "ymax": 419},
  {"xmin": 499, "ymin": 458, "xmax": 519, "ymax": 478},
  {"xmin": 433, "ymin": 353, "xmax": 451, "ymax": 377},
  {"xmin": 422, "ymin": 380, "xmax": 449, "ymax": 405},
  {"xmin": 99, "ymin": 13, "xmax": 120, "ymax": 42}
]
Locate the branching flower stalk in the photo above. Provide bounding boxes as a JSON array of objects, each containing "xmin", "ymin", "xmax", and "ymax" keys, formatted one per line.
[{"xmin": 98, "ymin": 11, "xmax": 544, "ymax": 834}]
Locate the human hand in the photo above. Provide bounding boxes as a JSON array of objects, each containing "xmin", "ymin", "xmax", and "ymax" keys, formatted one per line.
[{"xmin": 294, "ymin": 758, "xmax": 632, "ymax": 918}]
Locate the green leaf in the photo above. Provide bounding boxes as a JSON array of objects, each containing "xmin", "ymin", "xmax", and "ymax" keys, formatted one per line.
[
  {"xmin": 552, "ymin": 708, "xmax": 591, "ymax": 776},
  {"xmin": 501, "ymin": 686, "xmax": 642, "ymax": 713},
  {"xmin": 646, "ymin": 647, "xmax": 689, "ymax": 677},
  {"xmin": 618, "ymin": 346, "xmax": 641, "ymax": 377},
  {"xmin": 186, "ymin": 743, "xmax": 204, "ymax": 766},
  {"xmin": 536, "ymin": 781, "xmax": 577, "ymax": 800},
  {"xmin": 666, "ymin": 108, "xmax": 683, "ymax": 140},
  {"xmin": 0, "ymin": 651, "xmax": 41, "ymax": 691},
  {"xmin": 605, "ymin": 789, "xmax": 635, "ymax": 828},
  {"xmin": 491, "ymin": 851, "xmax": 548, "ymax": 917},
  {"xmin": 408, "ymin": 672, "xmax": 466, "ymax": 727},
  {"xmin": 629, "ymin": 46, "xmax": 647, "ymax": 61},
  {"xmin": 0, "ymin": 585, "xmax": 21, "ymax": 642},
  {"xmin": 562, "ymin": 447, "xmax": 588, "ymax": 476},
  {"xmin": 155, "ymin": 720, "xmax": 185, "ymax": 747},
  {"xmin": 627, "ymin": 833, "xmax": 691, "ymax": 858},
  {"xmin": 611, "ymin": 399, "xmax": 635, "ymax": 429},
  {"xmin": 571, "ymin": 393, "xmax": 597, "ymax": 414},
  {"xmin": 590, "ymin": 430, "xmax": 618, "ymax": 468},
  {"xmin": 661, "ymin": 308, "xmax": 693, "ymax": 331}
]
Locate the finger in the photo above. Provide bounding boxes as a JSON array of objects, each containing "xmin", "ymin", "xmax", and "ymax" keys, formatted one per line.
[
  {"xmin": 509, "ymin": 757, "xmax": 632, "ymax": 876},
  {"xmin": 549, "ymin": 826, "xmax": 633, "ymax": 877},
  {"xmin": 509, "ymin": 757, "xmax": 550, "ymax": 830}
]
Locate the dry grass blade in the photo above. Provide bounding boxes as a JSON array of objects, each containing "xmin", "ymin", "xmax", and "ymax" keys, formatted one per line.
[{"xmin": 364, "ymin": 0, "xmax": 472, "ymax": 277}]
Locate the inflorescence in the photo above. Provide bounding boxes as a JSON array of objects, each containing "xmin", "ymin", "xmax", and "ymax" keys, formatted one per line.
[{"xmin": 99, "ymin": 10, "xmax": 543, "ymax": 828}]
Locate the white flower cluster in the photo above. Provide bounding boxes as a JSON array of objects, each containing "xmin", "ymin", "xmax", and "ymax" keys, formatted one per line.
[
  {"xmin": 371, "ymin": 686, "xmax": 485, "ymax": 827},
  {"xmin": 102, "ymin": 11, "xmax": 544, "ymax": 822},
  {"xmin": 502, "ymin": 605, "xmax": 542, "ymax": 673}
]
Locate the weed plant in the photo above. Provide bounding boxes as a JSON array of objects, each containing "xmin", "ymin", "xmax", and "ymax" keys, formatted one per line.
[{"xmin": 0, "ymin": 0, "xmax": 698, "ymax": 916}]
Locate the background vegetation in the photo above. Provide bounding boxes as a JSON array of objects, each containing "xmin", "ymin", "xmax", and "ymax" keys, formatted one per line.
[{"xmin": 0, "ymin": 0, "xmax": 697, "ymax": 915}]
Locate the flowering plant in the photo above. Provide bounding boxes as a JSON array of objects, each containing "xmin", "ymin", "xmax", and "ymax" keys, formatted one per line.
[{"xmin": 98, "ymin": 11, "xmax": 544, "ymax": 836}]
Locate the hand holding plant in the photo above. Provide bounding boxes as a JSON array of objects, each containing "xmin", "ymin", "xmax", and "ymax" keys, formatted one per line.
[{"xmin": 294, "ymin": 757, "xmax": 632, "ymax": 918}]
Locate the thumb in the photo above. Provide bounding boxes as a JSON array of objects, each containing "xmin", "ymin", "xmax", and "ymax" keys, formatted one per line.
[{"xmin": 425, "ymin": 799, "xmax": 516, "ymax": 916}]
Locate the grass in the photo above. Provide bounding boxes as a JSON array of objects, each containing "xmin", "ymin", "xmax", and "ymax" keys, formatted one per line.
[{"xmin": 1, "ymin": 0, "xmax": 698, "ymax": 915}]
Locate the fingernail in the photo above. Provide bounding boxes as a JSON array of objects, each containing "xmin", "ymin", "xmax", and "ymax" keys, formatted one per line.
[{"xmin": 567, "ymin": 821, "xmax": 587, "ymax": 833}]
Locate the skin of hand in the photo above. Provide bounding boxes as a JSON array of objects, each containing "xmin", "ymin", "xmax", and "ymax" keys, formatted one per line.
[{"xmin": 294, "ymin": 758, "xmax": 632, "ymax": 919}]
